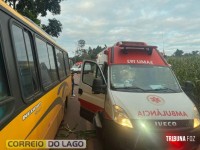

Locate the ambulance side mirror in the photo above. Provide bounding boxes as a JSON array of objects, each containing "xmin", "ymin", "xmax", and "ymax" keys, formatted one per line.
[
  {"xmin": 183, "ymin": 81, "xmax": 194, "ymax": 93},
  {"xmin": 92, "ymin": 78, "xmax": 106, "ymax": 94}
]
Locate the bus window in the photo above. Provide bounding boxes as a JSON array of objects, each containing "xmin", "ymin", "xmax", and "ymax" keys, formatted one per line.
[
  {"xmin": 12, "ymin": 25, "xmax": 37, "ymax": 99},
  {"xmin": 63, "ymin": 52, "xmax": 70, "ymax": 76},
  {"xmin": 0, "ymin": 42, "xmax": 9, "ymax": 101},
  {"xmin": 47, "ymin": 44, "xmax": 58, "ymax": 82},
  {"xmin": 56, "ymin": 48, "xmax": 66, "ymax": 79},
  {"xmin": 36, "ymin": 37, "xmax": 58, "ymax": 88},
  {"xmin": 0, "ymin": 36, "xmax": 10, "ymax": 120},
  {"xmin": 24, "ymin": 31, "xmax": 39, "ymax": 92}
]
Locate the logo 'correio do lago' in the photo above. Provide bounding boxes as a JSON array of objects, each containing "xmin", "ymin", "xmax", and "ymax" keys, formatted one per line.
[{"xmin": 6, "ymin": 140, "xmax": 86, "ymax": 149}]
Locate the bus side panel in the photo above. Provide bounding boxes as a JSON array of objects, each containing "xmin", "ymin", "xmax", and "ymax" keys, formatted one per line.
[{"xmin": 0, "ymin": 77, "xmax": 71, "ymax": 149}]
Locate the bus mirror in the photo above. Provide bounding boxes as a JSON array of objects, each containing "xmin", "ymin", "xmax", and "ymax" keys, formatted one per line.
[{"xmin": 92, "ymin": 78, "xmax": 106, "ymax": 94}]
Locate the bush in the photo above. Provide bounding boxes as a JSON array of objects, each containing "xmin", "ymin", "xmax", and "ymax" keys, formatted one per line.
[{"xmin": 167, "ymin": 56, "xmax": 200, "ymax": 106}]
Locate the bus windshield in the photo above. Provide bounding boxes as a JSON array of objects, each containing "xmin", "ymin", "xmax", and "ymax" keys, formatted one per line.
[{"xmin": 110, "ymin": 65, "xmax": 182, "ymax": 93}]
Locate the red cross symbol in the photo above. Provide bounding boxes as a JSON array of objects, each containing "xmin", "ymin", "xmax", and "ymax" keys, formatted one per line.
[{"xmin": 150, "ymin": 97, "xmax": 161, "ymax": 103}]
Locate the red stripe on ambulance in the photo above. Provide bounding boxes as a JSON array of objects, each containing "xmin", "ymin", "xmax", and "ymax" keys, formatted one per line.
[{"xmin": 78, "ymin": 98, "xmax": 103, "ymax": 113}]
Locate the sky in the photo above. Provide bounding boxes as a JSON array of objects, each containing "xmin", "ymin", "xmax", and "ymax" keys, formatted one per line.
[{"xmin": 40, "ymin": 0, "xmax": 200, "ymax": 57}]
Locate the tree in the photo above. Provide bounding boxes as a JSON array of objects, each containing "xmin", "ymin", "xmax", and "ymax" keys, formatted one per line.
[
  {"xmin": 72, "ymin": 45, "xmax": 107, "ymax": 63},
  {"xmin": 184, "ymin": 53, "xmax": 192, "ymax": 56},
  {"xmin": 173, "ymin": 49, "xmax": 184, "ymax": 57},
  {"xmin": 81, "ymin": 49, "xmax": 90, "ymax": 60},
  {"xmin": 75, "ymin": 40, "xmax": 86, "ymax": 56},
  {"xmin": 3, "ymin": 0, "xmax": 63, "ymax": 37},
  {"xmin": 192, "ymin": 51, "xmax": 199, "ymax": 55},
  {"xmin": 42, "ymin": 19, "xmax": 62, "ymax": 37},
  {"xmin": 16, "ymin": 0, "xmax": 40, "ymax": 25},
  {"xmin": 4, "ymin": 0, "xmax": 17, "ymax": 9},
  {"xmin": 78, "ymin": 40, "xmax": 86, "ymax": 49},
  {"xmin": 88, "ymin": 46, "xmax": 95, "ymax": 59}
]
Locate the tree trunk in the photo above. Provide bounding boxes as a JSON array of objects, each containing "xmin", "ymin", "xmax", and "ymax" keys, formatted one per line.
[{"xmin": 13, "ymin": 0, "xmax": 16, "ymax": 9}]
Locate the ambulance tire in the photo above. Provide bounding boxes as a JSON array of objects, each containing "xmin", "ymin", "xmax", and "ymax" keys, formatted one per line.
[
  {"xmin": 102, "ymin": 118, "xmax": 135, "ymax": 150},
  {"xmin": 102, "ymin": 128, "xmax": 113, "ymax": 150},
  {"xmin": 102, "ymin": 131, "xmax": 122, "ymax": 150},
  {"xmin": 93, "ymin": 113, "xmax": 112, "ymax": 150},
  {"xmin": 102, "ymin": 137, "xmax": 113, "ymax": 150},
  {"xmin": 101, "ymin": 118, "xmax": 122, "ymax": 150}
]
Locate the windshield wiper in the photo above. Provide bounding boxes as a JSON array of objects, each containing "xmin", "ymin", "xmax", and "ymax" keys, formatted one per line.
[
  {"xmin": 146, "ymin": 87, "xmax": 178, "ymax": 93},
  {"xmin": 115, "ymin": 86, "xmax": 145, "ymax": 92}
]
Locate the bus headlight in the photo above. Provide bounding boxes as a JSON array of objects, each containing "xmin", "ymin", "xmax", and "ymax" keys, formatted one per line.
[
  {"xmin": 113, "ymin": 105, "xmax": 133, "ymax": 128},
  {"xmin": 193, "ymin": 106, "xmax": 200, "ymax": 128}
]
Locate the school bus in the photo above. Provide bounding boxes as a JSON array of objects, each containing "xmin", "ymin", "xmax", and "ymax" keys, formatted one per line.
[{"xmin": 0, "ymin": 1, "xmax": 72, "ymax": 149}]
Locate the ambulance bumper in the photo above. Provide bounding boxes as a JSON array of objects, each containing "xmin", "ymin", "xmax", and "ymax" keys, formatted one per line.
[{"xmin": 103, "ymin": 119, "xmax": 200, "ymax": 149}]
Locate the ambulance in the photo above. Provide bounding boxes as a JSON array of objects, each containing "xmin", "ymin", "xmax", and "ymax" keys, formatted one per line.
[
  {"xmin": 70, "ymin": 61, "xmax": 82, "ymax": 73},
  {"xmin": 78, "ymin": 41, "xmax": 200, "ymax": 149}
]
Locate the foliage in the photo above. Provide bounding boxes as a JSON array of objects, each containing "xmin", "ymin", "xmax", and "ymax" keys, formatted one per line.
[
  {"xmin": 75, "ymin": 40, "xmax": 86, "ymax": 56},
  {"xmin": 4, "ymin": 0, "xmax": 17, "ymax": 9},
  {"xmin": 72, "ymin": 45, "xmax": 107, "ymax": 63},
  {"xmin": 184, "ymin": 51, "xmax": 199, "ymax": 56},
  {"xmin": 78, "ymin": 40, "xmax": 86, "ymax": 49},
  {"xmin": 42, "ymin": 19, "xmax": 62, "ymax": 37},
  {"xmin": 167, "ymin": 56, "xmax": 200, "ymax": 106},
  {"xmin": 173, "ymin": 49, "xmax": 184, "ymax": 57},
  {"xmin": 57, "ymin": 124, "xmax": 96, "ymax": 139},
  {"xmin": 3, "ymin": 0, "xmax": 63, "ymax": 37}
]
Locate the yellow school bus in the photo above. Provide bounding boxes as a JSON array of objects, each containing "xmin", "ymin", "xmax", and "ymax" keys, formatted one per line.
[{"xmin": 0, "ymin": 1, "xmax": 72, "ymax": 149}]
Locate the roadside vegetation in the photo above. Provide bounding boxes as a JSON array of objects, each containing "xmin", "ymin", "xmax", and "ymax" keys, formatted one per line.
[
  {"xmin": 71, "ymin": 39, "xmax": 107, "ymax": 63},
  {"xmin": 167, "ymin": 50, "xmax": 200, "ymax": 107}
]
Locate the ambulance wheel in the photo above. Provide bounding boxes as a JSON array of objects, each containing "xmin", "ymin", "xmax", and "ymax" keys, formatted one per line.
[
  {"xmin": 102, "ymin": 118, "xmax": 134, "ymax": 150},
  {"xmin": 102, "ymin": 135, "xmax": 121, "ymax": 150},
  {"xmin": 102, "ymin": 129, "xmax": 114, "ymax": 150},
  {"xmin": 103, "ymin": 138, "xmax": 113, "ymax": 150},
  {"xmin": 101, "ymin": 119, "xmax": 121, "ymax": 150}
]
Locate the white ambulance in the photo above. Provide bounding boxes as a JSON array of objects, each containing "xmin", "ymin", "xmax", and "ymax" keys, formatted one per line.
[{"xmin": 78, "ymin": 41, "xmax": 200, "ymax": 149}]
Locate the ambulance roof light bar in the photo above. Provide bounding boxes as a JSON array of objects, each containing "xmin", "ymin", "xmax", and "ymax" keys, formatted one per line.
[
  {"xmin": 115, "ymin": 41, "xmax": 147, "ymax": 47},
  {"xmin": 115, "ymin": 41, "xmax": 157, "ymax": 55}
]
